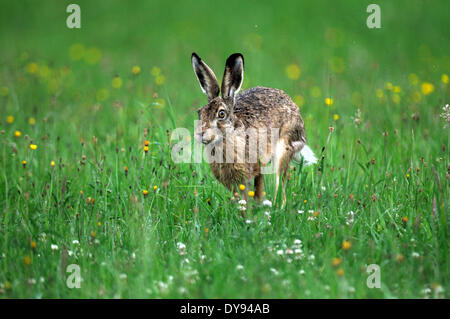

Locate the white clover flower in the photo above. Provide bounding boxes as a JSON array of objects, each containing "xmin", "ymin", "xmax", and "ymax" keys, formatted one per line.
[
  {"xmin": 262, "ymin": 199, "xmax": 272, "ymax": 207},
  {"xmin": 50, "ymin": 244, "xmax": 59, "ymax": 251},
  {"xmin": 67, "ymin": 250, "xmax": 73, "ymax": 256},
  {"xmin": 238, "ymin": 199, "xmax": 247, "ymax": 205},
  {"xmin": 308, "ymin": 254, "xmax": 315, "ymax": 261},
  {"xmin": 412, "ymin": 252, "xmax": 420, "ymax": 258},
  {"xmin": 276, "ymin": 249, "xmax": 284, "ymax": 255},
  {"xmin": 236, "ymin": 264, "xmax": 244, "ymax": 270},
  {"xmin": 119, "ymin": 273, "xmax": 127, "ymax": 280},
  {"xmin": 285, "ymin": 249, "xmax": 293, "ymax": 255},
  {"xmin": 245, "ymin": 219, "xmax": 252, "ymax": 224},
  {"xmin": 239, "ymin": 205, "xmax": 246, "ymax": 211},
  {"xmin": 72, "ymin": 240, "xmax": 80, "ymax": 245},
  {"xmin": 27, "ymin": 278, "xmax": 36, "ymax": 285},
  {"xmin": 177, "ymin": 242, "xmax": 186, "ymax": 255},
  {"xmin": 264, "ymin": 211, "xmax": 270, "ymax": 217},
  {"xmin": 294, "ymin": 239, "xmax": 302, "ymax": 245},
  {"xmin": 298, "ymin": 210, "xmax": 304, "ymax": 214},
  {"xmin": 299, "ymin": 269, "xmax": 305, "ymax": 275},
  {"xmin": 270, "ymin": 268, "xmax": 279, "ymax": 275}
]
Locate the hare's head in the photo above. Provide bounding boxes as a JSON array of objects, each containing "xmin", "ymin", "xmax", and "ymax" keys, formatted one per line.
[{"xmin": 191, "ymin": 53, "xmax": 244, "ymax": 144}]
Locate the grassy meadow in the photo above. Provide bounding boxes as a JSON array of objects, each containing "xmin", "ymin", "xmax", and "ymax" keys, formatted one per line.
[{"xmin": 0, "ymin": 0, "xmax": 449, "ymax": 298}]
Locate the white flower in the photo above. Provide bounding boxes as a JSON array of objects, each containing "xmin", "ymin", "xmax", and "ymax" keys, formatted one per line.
[
  {"xmin": 236, "ymin": 264, "xmax": 244, "ymax": 270},
  {"xmin": 412, "ymin": 252, "xmax": 420, "ymax": 258},
  {"xmin": 119, "ymin": 273, "xmax": 127, "ymax": 280},
  {"xmin": 308, "ymin": 210, "xmax": 314, "ymax": 214},
  {"xmin": 245, "ymin": 219, "xmax": 252, "ymax": 224},
  {"xmin": 27, "ymin": 278, "xmax": 36, "ymax": 285},
  {"xmin": 294, "ymin": 248, "xmax": 303, "ymax": 254},
  {"xmin": 39, "ymin": 277, "xmax": 45, "ymax": 283},
  {"xmin": 321, "ymin": 186, "xmax": 326, "ymax": 191},
  {"xmin": 285, "ymin": 249, "xmax": 294, "ymax": 255},
  {"xmin": 72, "ymin": 240, "xmax": 80, "ymax": 245},
  {"xmin": 294, "ymin": 239, "xmax": 302, "ymax": 245},
  {"xmin": 67, "ymin": 250, "xmax": 73, "ymax": 256},
  {"xmin": 262, "ymin": 199, "xmax": 272, "ymax": 207},
  {"xmin": 264, "ymin": 211, "xmax": 270, "ymax": 217},
  {"xmin": 276, "ymin": 249, "xmax": 284, "ymax": 255},
  {"xmin": 238, "ymin": 199, "xmax": 247, "ymax": 205},
  {"xmin": 51, "ymin": 244, "xmax": 59, "ymax": 251},
  {"xmin": 239, "ymin": 205, "xmax": 246, "ymax": 211},
  {"xmin": 307, "ymin": 216, "xmax": 315, "ymax": 221},
  {"xmin": 308, "ymin": 254, "xmax": 315, "ymax": 261},
  {"xmin": 299, "ymin": 269, "xmax": 305, "ymax": 275},
  {"xmin": 297, "ymin": 210, "xmax": 304, "ymax": 214},
  {"xmin": 177, "ymin": 242, "xmax": 186, "ymax": 255},
  {"xmin": 270, "ymin": 268, "xmax": 279, "ymax": 275}
]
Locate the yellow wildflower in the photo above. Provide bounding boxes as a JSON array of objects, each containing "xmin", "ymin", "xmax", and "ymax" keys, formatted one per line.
[
  {"xmin": 325, "ymin": 98, "xmax": 334, "ymax": 106},
  {"xmin": 421, "ymin": 82, "xmax": 434, "ymax": 95},
  {"xmin": 14, "ymin": 130, "xmax": 21, "ymax": 137},
  {"xmin": 155, "ymin": 75, "xmax": 166, "ymax": 86},
  {"xmin": 132, "ymin": 65, "xmax": 141, "ymax": 75},
  {"xmin": 50, "ymin": 160, "xmax": 55, "ymax": 167},
  {"xmin": 239, "ymin": 184, "xmax": 246, "ymax": 191},
  {"xmin": 112, "ymin": 76, "xmax": 123, "ymax": 89},
  {"xmin": 153, "ymin": 185, "xmax": 158, "ymax": 191},
  {"xmin": 442, "ymin": 74, "xmax": 449, "ymax": 84},
  {"xmin": 392, "ymin": 94, "xmax": 401, "ymax": 104},
  {"xmin": 336, "ymin": 268, "xmax": 344, "ymax": 276},
  {"xmin": 29, "ymin": 144, "xmax": 37, "ymax": 150},
  {"xmin": 142, "ymin": 189, "xmax": 148, "ymax": 196},
  {"xmin": 385, "ymin": 82, "xmax": 393, "ymax": 90},
  {"xmin": 332, "ymin": 257, "xmax": 342, "ymax": 267},
  {"xmin": 24, "ymin": 255, "xmax": 31, "ymax": 265},
  {"xmin": 6, "ymin": 115, "xmax": 14, "ymax": 123},
  {"xmin": 333, "ymin": 114, "xmax": 339, "ymax": 121},
  {"xmin": 27, "ymin": 62, "xmax": 39, "ymax": 74},
  {"xmin": 285, "ymin": 64, "xmax": 301, "ymax": 80},
  {"xmin": 248, "ymin": 190, "xmax": 255, "ymax": 197},
  {"xmin": 28, "ymin": 117, "xmax": 36, "ymax": 125},
  {"xmin": 342, "ymin": 240, "xmax": 351, "ymax": 250}
]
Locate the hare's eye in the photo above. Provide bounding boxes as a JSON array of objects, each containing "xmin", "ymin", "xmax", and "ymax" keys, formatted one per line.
[{"xmin": 217, "ymin": 110, "xmax": 227, "ymax": 119}]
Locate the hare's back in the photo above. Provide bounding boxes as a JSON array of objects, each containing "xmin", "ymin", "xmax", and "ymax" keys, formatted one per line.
[{"xmin": 234, "ymin": 86, "xmax": 304, "ymax": 134}]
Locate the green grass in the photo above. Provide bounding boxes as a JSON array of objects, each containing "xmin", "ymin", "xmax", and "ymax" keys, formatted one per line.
[{"xmin": 0, "ymin": 0, "xmax": 448, "ymax": 298}]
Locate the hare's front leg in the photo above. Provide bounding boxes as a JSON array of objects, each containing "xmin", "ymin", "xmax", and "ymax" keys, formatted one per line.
[{"xmin": 254, "ymin": 174, "xmax": 264, "ymax": 200}]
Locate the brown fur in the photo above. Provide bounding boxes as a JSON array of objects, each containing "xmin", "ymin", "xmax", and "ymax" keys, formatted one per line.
[{"xmin": 192, "ymin": 53, "xmax": 307, "ymax": 206}]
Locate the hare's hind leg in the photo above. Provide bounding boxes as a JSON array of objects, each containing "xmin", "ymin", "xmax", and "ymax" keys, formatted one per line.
[{"xmin": 273, "ymin": 139, "xmax": 291, "ymax": 208}]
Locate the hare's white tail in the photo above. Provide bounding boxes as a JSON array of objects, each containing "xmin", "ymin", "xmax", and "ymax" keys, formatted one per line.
[{"xmin": 293, "ymin": 144, "xmax": 317, "ymax": 166}]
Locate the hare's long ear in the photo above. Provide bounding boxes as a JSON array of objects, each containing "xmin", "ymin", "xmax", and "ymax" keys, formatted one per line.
[
  {"xmin": 191, "ymin": 53, "xmax": 220, "ymax": 101},
  {"xmin": 221, "ymin": 53, "xmax": 244, "ymax": 100}
]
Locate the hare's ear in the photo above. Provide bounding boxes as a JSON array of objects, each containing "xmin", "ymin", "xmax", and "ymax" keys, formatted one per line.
[
  {"xmin": 191, "ymin": 53, "xmax": 220, "ymax": 101},
  {"xmin": 221, "ymin": 53, "xmax": 244, "ymax": 99}
]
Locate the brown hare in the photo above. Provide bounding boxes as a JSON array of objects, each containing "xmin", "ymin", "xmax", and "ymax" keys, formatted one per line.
[{"xmin": 191, "ymin": 52, "xmax": 317, "ymax": 207}]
